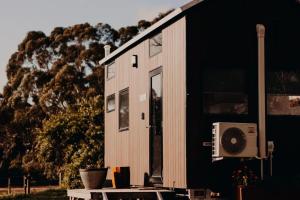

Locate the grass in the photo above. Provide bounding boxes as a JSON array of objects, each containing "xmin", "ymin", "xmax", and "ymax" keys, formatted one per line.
[{"xmin": 0, "ymin": 189, "xmax": 68, "ymax": 200}]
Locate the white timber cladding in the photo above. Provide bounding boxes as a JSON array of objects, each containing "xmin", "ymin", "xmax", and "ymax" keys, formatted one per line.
[{"xmin": 104, "ymin": 17, "xmax": 187, "ymax": 188}]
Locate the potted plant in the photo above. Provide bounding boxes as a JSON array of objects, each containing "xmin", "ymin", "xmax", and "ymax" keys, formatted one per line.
[
  {"xmin": 80, "ymin": 161, "xmax": 108, "ymax": 190},
  {"xmin": 232, "ymin": 165, "xmax": 259, "ymax": 200}
]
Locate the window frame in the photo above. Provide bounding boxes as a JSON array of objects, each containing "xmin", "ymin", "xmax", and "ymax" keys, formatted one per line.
[
  {"xmin": 106, "ymin": 94, "xmax": 115, "ymax": 113},
  {"xmin": 149, "ymin": 32, "xmax": 162, "ymax": 57},
  {"xmin": 119, "ymin": 88, "xmax": 129, "ymax": 131},
  {"xmin": 106, "ymin": 61, "xmax": 115, "ymax": 80}
]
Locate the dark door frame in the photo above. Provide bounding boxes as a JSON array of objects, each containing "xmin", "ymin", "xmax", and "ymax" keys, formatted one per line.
[{"xmin": 149, "ymin": 66, "xmax": 163, "ymax": 185}]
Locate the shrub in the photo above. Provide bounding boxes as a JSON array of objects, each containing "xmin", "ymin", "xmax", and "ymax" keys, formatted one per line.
[{"xmin": 35, "ymin": 96, "xmax": 104, "ymax": 188}]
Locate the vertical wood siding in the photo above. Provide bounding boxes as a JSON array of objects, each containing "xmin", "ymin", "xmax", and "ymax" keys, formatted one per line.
[
  {"xmin": 104, "ymin": 17, "xmax": 186, "ymax": 188},
  {"xmin": 162, "ymin": 17, "xmax": 187, "ymax": 188},
  {"xmin": 104, "ymin": 62, "xmax": 117, "ymax": 179}
]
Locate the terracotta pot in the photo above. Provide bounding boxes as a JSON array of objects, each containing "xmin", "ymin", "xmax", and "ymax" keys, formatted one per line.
[{"xmin": 79, "ymin": 168, "xmax": 108, "ymax": 189}]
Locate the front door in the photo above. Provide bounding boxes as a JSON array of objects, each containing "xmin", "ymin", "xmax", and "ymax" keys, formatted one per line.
[{"xmin": 149, "ymin": 67, "xmax": 163, "ymax": 183}]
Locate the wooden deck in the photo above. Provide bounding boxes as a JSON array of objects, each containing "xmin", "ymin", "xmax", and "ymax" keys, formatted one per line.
[{"xmin": 67, "ymin": 188, "xmax": 175, "ymax": 200}]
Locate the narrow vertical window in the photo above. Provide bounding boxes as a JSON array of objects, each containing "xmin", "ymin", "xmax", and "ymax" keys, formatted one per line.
[
  {"xmin": 106, "ymin": 94, "xmax": 115, "ymax": 112},
  {"xmin": 106, "ymin": 61, "xmax": 115, "ymax": 80},
  {"xmin": 119, "ymin": 88, "xmax": 129, "ymax": 131},
  {"xmin": 149, "ymin": 32, "xmax": 162, "ymax": 57}
]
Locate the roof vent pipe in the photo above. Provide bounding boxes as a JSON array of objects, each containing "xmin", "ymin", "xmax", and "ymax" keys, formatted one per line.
[{"xmin": 104, "ymin": 45, "xmax": 111, "ymax": 57}]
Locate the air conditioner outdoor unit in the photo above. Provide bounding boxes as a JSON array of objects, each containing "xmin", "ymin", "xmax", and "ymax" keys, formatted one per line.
[{"xmin": 212, "ymin": 122, "xmax": 257, "ymax": 158}]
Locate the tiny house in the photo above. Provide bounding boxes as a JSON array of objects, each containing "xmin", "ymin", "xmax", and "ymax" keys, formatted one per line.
[{"xmin": 100, "ymin": 0, "xmax": 300, "ymax": 191}]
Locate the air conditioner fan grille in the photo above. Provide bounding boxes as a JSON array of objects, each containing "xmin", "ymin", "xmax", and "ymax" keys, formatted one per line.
[{"xmin": 221, "ymin": 127, "xmax": 246, "ymax": 154}]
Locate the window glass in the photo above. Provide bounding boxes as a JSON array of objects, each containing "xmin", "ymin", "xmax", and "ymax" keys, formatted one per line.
[
  {"xmin": 149, "ymin": 32, "xmax": 162, "ymax": 57},
  {"xmin": 106, "ymin": 94, "xmax": 115, "ymax": 112},
  {"xmin": 119, "ymin": 88, "xmax": 129, "ymax": 130},
  {"xmin": 107, "ymin": 62, "xmax": 115, "ymax": 80},
  {"xmin": 267, "ymin": 70, "xmax": 300, "ymax": 115},
  {"xmin": 203, "ymin": 68, "xmax": 248, "ymax": 114},
  {"xmin": 150, "ymin": 73, "xmax": 162, "ymax": 136}
]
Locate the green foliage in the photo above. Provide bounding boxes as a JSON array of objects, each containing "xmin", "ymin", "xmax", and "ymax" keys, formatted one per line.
[
  {"xmin": 150, "ymin": 9, "xmax": 174, "ymax": 25},
  {"xmin": 35, "ymin": 96, "xmax": 104, "ymax": 188},
  {"xmin": 0, "ymin": 22, "xmax": 111, "ymax": 175},
  {"xmin": 118, "ymin": 26, "xmax": 139, "ymax": 46}
]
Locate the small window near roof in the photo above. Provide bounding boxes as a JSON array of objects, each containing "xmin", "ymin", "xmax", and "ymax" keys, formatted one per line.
[
  {"xmin": 106, "ymin": 94, "xmax": 115, "ymax": 113},
  {"xmin": 119, "ymin": 88, "xmax": 129, "ymax": 131},
  {"xmin": 149, "ymin": 32, "xmax": 162, "ymax": 57},
  {"xmin": 106, "ymin": 62, "xmax": 115, "ymax": 80}
]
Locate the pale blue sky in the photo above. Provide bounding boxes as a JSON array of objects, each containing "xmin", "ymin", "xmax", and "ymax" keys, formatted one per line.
[{"xmin": 0, "ymin": 0, "xmax": 190, "ymax": 92}]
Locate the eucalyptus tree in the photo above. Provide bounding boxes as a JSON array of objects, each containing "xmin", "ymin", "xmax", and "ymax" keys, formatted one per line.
[{"xmin": 0, "ymin": 10, "xmax": 172, "ymax": 183}]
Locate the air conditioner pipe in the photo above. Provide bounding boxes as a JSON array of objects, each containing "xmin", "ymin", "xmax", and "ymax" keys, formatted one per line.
[{"xmin": 256, "ymin": 24, "xmax": 267, "ymax": 180}]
